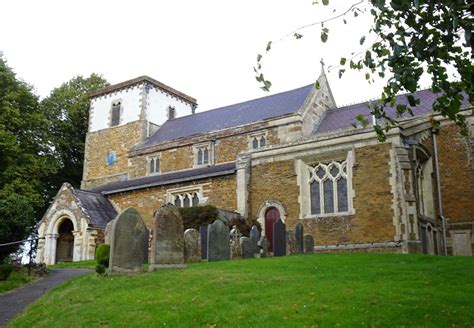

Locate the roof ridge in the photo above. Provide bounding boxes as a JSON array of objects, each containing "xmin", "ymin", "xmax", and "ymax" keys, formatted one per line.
[
  {"xmin": 334, "ymin": 88, "xmax": 432, "ymax": 111},
  {"xmin": 167, "ymin": 83, "xmax": 314, "ymax": 122}
]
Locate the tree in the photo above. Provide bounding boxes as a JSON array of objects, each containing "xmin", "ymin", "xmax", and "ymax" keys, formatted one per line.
[
  {"xmin": 0, "ymin": 54, "xmax": 56, "ymax": 210},
  {"xmin": 255, "ymin": 0, "xmax": 473, "ymax": 140},
  {"xmin": 41, "ymin": 75, "xmax": 109, "ymax": 200},
  {"xmin": 0, "ymin": 195, "xmax": 35, "ymax": 263}
]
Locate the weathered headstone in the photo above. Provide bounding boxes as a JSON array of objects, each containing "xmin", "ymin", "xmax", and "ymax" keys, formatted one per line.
[
  {"xmin": 143, "ymin": 227, "xmax": 150, "ymax": 263},
  {"xmin": 230, "ymin": 225, "xmax": 242, "ymax": 259},
  {"xmin": 249, "ymin": 225, "xmax": 260, "ymax": 257},
  {"xmin": 207, "ymin": 220, "xmax": 230, "ymax": 262},
  {"xmin": 109, "ymin": 208, "xmax": 147, "ymax": 273},
  {"xmin": 304, "ymin": 234, "xmax": 315, "ymax": 253},
  {"xmin": 258, "ymin": 236, "xmax": 269, "ymax": 258},
  {"xmin": 240, "ymin": 237, "xmax": 253, "ymax": 259},
  {"xmin": 200, "ymin": 225, "xmax": 208, "ymax": 260},
  {"xmin": 286, "ymin": 230, "xmax": 297, "ymax": 255},
  {"xmin": 184, "ymin": 229, "xmax": 201, "ymax": 263},
  {"xmin": 273, "ymin": 219, "xmax": 286, "ymax": 257},
  {"xmin": 149, "ymin": 204, "xmax": 186, "ymax": 270},
  {"xmin": 104, "ymin": 219, "xmax": 115, "ymax": 245},
  {"xmin": 295, "ymin": 222, "xmax": 304, "ymax": 254}
]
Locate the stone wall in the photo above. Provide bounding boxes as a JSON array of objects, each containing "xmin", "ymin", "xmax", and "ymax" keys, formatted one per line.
[
  {"xmin": 82, "ymin": 120, "xmax": 146, "ymax": 189},
  {"xmin": 437, "ymin": 124, "xmax": 474, "ymax": 224},
  {"xmin": 248, "ymin": 143, "xmax": 395, "ymax": 246},
  {"xmin": 108, "ymin": 175, "xmax": 237, "ymax": 228}
]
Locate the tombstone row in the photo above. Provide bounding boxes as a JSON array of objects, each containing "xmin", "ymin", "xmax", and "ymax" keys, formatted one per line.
[{"xmin": 107, "ymin": 205, "xmax": 315, "ymax": 273}]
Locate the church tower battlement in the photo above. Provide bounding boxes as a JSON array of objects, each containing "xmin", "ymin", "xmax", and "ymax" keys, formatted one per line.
[{"xmin": 81, "ymin": 76, "xmax": 197, "ymax": 189}]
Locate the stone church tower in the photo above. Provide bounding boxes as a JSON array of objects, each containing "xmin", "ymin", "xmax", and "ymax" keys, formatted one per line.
[{"xmin": 81, "ymin": 76, "xmax": 197, "ymax": 189}]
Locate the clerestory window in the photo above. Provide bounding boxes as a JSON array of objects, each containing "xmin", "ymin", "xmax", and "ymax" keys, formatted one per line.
[
  {"xmin": 250, "ymin": 134, "xmax": 267, "ymax": 150},
  {"xmin": 196, "ymin": 146, "xmax": 210, "ymax": 166},
  {"xmin": 148, "ymin": 156, "xmax": 160, "ymax": 175}
]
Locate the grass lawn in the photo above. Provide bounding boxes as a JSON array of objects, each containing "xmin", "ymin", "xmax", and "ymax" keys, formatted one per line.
[
  {"xmin": 48, "ymin": 260, "xmax": 97, "ymax": 270},
  {"xmin": 0, "ymin": 266, "xmax": 36, "ymax": 294},
  {"xmin": 10, "ymin": 253, "xmax": 474, "ymax": 327}
]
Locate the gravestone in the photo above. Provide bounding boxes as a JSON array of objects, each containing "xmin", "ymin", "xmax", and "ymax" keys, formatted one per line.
[
  {"xmin": 304, "ymin": 234, "xmax": 315, "ymax": 253},
  {"xmin": 104, "ymin": 219, "xmax": 115, "ymax": 245},
  {"xmin": 249, "ymin": 225, "xmax": 260, "ymax": 257},
  {"xmin": 295, "ymin": 222, "xmax": 304, "ymax": 254},
  {"xmin": 230, "ymin": 226, "xmax": 242, "ymax": 259},
  {"xmin": 286, "ymin": 230, "xmax": 297, "ymax": 255},
  {"xmin": 207, "ymin": 220, "xmax": 230, "ymax": 262},
  {"xmin": 273, "ymin": 219, "xmax": 286, "ymax": 257},
  {"xmin": 109, "ymin": 208, "xmax": 148, "ymax": 273},
  {"xmin": 143, "ymin": 227, "xmax": 150, "ymax": 263},
  {"xmin": 240, "ymin": 237, "xmax": 253, "ymax": 259},
  {"xmin": 258, "ymin": 236, "xmax": 269, "ymax": 258},
  {"xmin": 149, "ymin": 204, "xmax": 186, "ymax": 270},
  {"xmin": 184, "ymin": 229, "xmax": 201, "ymax": 263},
  {"xmin": 200, "ymin": 225, "xmax": 208, "ymax": 260}
]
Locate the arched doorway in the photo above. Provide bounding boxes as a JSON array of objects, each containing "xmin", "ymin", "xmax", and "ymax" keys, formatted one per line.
[
  {"xmin": 265, "ymin": 207, "xmax": 280, "ymax": 252},
  {"xmin": 56, "ymin": 219, "xmax": 74, "ymax": 262}
]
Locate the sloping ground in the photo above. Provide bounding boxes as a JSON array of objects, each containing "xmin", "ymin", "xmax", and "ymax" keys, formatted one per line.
[{"xmin": 10, "ymin": 254, "xmax": 474, "ymax": 327}]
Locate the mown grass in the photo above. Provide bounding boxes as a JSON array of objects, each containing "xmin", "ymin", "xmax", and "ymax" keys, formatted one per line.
[
  {"xmin": 48, "ymin": 260, "xmax": 96, "ymax": 269},
  {"xmin": 11, "ymin": 253, "xmax": 474, "ymax": 327},
  {"xmin": 0, "ymin": 266, "xmax": 35, "ymax": 294}
]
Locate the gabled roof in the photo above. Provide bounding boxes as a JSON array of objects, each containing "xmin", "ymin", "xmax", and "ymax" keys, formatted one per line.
[
  {"xmin": 135, "ymin": 84, "xmax": 314, "ymax": 149},
  {"xmin": 88, "ymin": 75, "xmax": 197, "ymax": 105},
  {"xmin": 71, "ymin": 188, "xmax": 117, "ymax": 228},
  {"xmin": 90, "ymin": 162, "xmax": 236, "ymax": 195},
  {"xmin": 313, "ymin": 89, "xmax": 471, "ymax": 134}
]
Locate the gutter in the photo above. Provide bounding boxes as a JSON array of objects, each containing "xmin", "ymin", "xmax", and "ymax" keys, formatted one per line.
[{"xmin": 432, "ymin": 128, "xmax": 448, "ymax": 255}]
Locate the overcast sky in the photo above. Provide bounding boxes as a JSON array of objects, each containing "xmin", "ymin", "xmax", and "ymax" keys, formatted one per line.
[{"xmin": 2, "ymin": 0, "xmax": 405, "ymax": 112}]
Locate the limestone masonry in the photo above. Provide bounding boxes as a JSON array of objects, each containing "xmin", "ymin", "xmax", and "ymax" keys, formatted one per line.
[{"xmin": 37, "ymin": 73, "xmax": 474, "ymax": 264}]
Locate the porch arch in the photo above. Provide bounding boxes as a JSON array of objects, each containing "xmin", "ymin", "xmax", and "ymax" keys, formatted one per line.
[{"xmin": 257, "ymin": 200, "xmax": 287, "ymax": 237}]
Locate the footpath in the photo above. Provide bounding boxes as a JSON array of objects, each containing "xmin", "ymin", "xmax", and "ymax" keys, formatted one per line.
[{"xmin": 0, "ymin": 268, "xmax": 91, "ymax": 327}]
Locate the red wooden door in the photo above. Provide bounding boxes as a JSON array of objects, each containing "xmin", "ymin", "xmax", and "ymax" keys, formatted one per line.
[{"xmin": 265, "ymin": 207, "xmax": 280, "ymax": 252}]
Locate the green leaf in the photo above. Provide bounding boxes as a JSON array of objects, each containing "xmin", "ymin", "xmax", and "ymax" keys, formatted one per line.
[
  {"xmin": 315, "ymin": 81, "xmax": 321, "ymax": 90},
  {"xmin": 257, "ymin": 54, "xmax": 262, "ymax": 62},
  {"xmin": 360, "ymin": 36, "xmax": 366, "ymax": 45},
  {"xmin": 365, "ymin": 73, "xmax": 370, "ymax": 80},
  {"xmin": 266, "ymin": 41, "xmax": 272, "ymax": 52},
  {"xmin": 294, "ymin": 33, "xmax": 303, "ymax": 40},
  {"xmin": 322, "ymin": 0, "xmax": 329, "ymax": 5},
  {"xmin": 407, "ymin": 95, "xmax": 417, "ymax": 106},
  {"xmin": 338, "ymin": 69, "xmax": 345, "ymax": 79},
  {"xmin": 320, "ymin": 31, "xmax": 328, "ymax": 43},
  {"xmin": 340, "ymin": 57, "xmax": 346, "ymax": 65}
]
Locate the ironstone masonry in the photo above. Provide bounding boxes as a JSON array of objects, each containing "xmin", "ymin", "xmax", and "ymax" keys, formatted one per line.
[{"xmin": 36, "ymin": 72, "xmax": 474, "ymax": 264}]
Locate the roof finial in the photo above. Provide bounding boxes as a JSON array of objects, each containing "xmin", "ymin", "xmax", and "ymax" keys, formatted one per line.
[{"xmin": 320, "ymin": 58, "xmax": 325, "ymax": 73}]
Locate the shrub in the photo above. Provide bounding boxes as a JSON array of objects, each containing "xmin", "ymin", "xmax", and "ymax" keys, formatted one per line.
[
  {"xmin": 96, "ymin": 244, "xmax": 110, "ymax": 267},
  {"xmin": 95, "ymin": 264, "xmax": 106, "ymax": 275},
  {"xmin": 228, "ymin": 216, "xmax": 262, "ymax": 237},
  {"xmin": 179, "ymin": 205, "xmax": 220, "ymax": 230},
  {"xmin": 0, "ymin": 264, "xmax": 15, "ymax": 281}
]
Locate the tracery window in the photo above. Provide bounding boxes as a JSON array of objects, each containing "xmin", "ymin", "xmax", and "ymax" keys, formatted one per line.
[
  {"xmin": 250, "ymin": 134, "xmax": 267, "ymax": 149},
  {"xmin": 196, "ymin": 146, "xmax": 210, "ymax": 166},
  {"xmin": 148, "ymin": 156, "xmax": 160, "ymax": 175},
  {"xmin": 172, "ymin": 191, "xmax": 201, "ymax": 208},
  {"xmin": 308, "ymin": 160, "xmax": 349, "ymax": 215}
]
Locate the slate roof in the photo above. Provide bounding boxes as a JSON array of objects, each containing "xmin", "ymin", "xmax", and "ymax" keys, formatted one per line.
[
  {"xmin": 136, "ymin": 84, "xmax": 314, "ymax": 148},
  {"xmin": 72, "ymin": 188, "xmax": 117, "ymax": 228},
  {"xmin": 314, "ymin": 89, "xmax": 471, "ymax": 134},
  {"xmin": 91, "ymin": 162, "xmax": 236, "ymax": 195}
]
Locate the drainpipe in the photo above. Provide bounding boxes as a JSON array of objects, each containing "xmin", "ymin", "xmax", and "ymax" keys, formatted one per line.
[{"xmin": 432, "ymin": 129, "xmax": 448, "ymax": 255}]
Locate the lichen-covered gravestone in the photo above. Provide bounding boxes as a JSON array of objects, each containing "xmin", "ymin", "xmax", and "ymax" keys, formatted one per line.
[
  {"xmin": 109, "ymin": 208, "xmax": 148, "ymax": 273},
  {"xmin": 207, "ymin": 220, "xmax": 230, "ymax": 262},
  {"xmin": 104, "ymin": 219, "xmax": 115, "ymax": 245},
  {"xmin": 304, "ymin": 234, "xmax": 315, "ymax": 253},
  {"xmin": 149, "ymin": 204, "xmax": 186, "ymax": 270},
  {"xmin": 240, "ymin": 237, "xmax": 253, "ymax": 259},
  {"xmin": 200, "ymin": 225, "xmax": 208, "ymax": 260},
  {"xmin": 230, "ymin": 225, "xmax": 242, "ymax": 259},
  {"xmin": 258, "ymin": 236, "xmax": 269, "ymax": 258},
  {"xmin": 286, "ymin": 230, "xmax": 297, "ymax": 255},
  {"xmin": 184, "ymin": 229, "xmax": 201, "ymax": 263},
  {"xmin": 295, "ymin": 222, "xmax": 304, "ymax": 254},
  {"xmin": 249, "ymin": 225, "xmax": 260, "ymax": 257},
  {"xmin": 273, "ymin": 219, "xmax": 286, "ymax": 257}
]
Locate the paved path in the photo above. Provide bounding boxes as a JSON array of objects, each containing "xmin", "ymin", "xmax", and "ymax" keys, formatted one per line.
[{"xmin": 0, "ymin": 268, "xmax": 91, "ymax": 327}]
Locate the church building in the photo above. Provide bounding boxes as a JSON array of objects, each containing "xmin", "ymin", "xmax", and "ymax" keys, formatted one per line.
[{"xmin": 36, "ymin": 72, "xmax": 474, "ymax": 264}]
